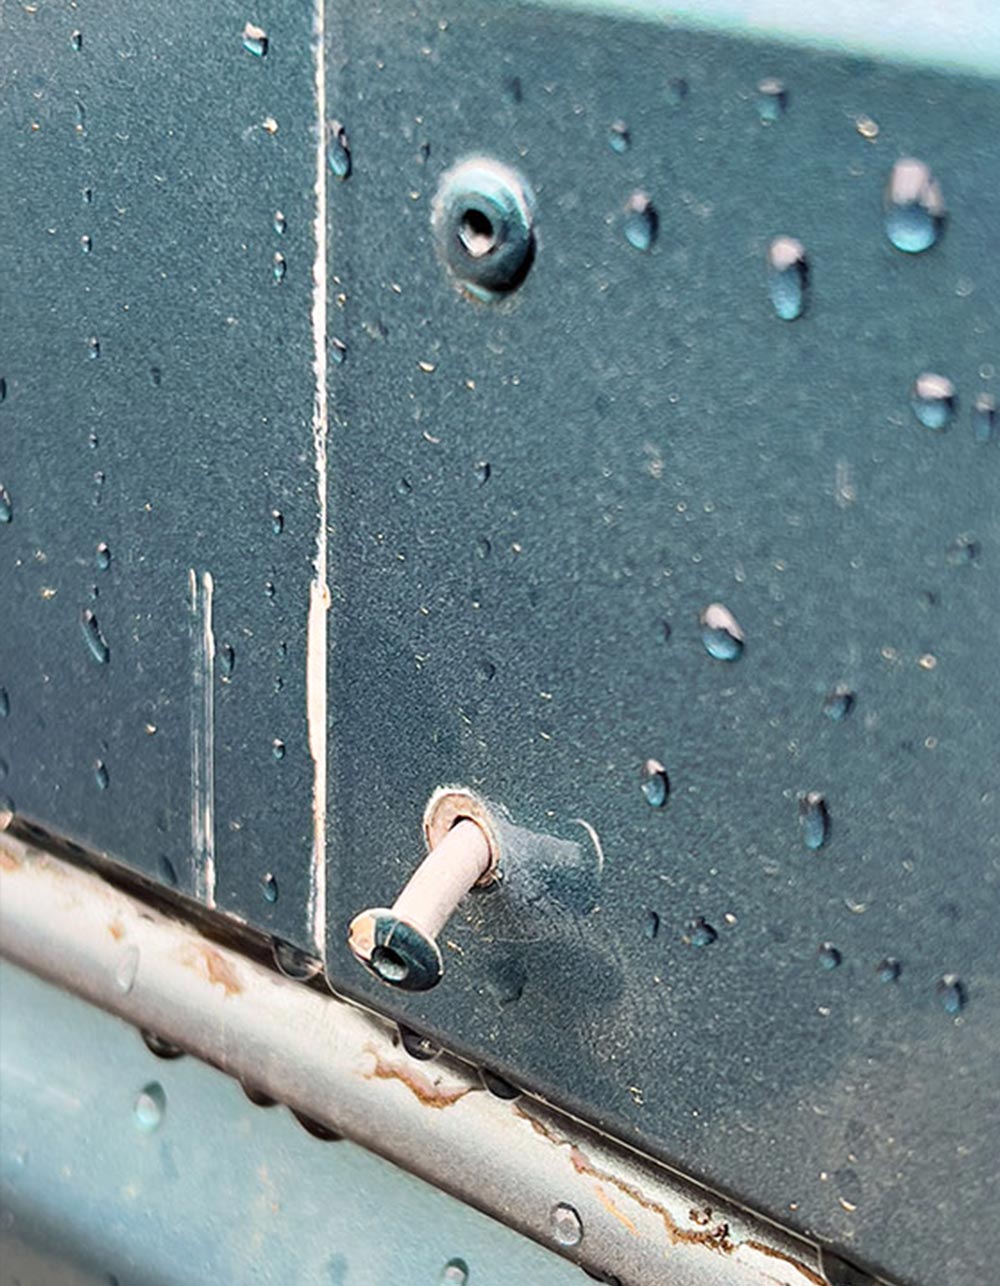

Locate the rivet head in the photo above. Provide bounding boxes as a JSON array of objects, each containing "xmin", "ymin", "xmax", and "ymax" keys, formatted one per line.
[
  {"xmin": 550, "ymin": 1201, "xmax": 583, "ymax": 1247},
  {"xmin": 432, "ymin": 158, "xmax": 536, "ymax": 300}
]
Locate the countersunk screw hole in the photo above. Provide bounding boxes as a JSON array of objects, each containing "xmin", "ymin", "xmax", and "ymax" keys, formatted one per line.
[
  {"xmin": 372, "ymin": 944, "xmax": 409, "ymax": 983},
  {"xmin": 459, "ymin": 207, "xmax": 497, "ymax": 258}
]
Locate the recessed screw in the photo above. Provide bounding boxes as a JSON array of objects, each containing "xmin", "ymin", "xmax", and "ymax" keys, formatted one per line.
[{"xmin": 348, "ymin": 818, "xmax": 493, "ymax": 991}]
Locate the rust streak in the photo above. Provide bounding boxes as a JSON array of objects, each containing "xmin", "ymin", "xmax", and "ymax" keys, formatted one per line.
[
  {"xmin": 594, "ymin": 1184, "xmax": 639, "ymax": 1235},
  {"xmin": 743, "ymin": 1241, "xmax": 826, "ymax": 1286},
  {"xmin": 362, "ymin": 1046, "xmax": 472, "ymax": 1110},
  {"xmin": 181, "ymin": 945, "xmax": 243, "ymax": 996},
  {"xmin": 108, "ymin": 920, "xmax": 125, "ymax": 941}
]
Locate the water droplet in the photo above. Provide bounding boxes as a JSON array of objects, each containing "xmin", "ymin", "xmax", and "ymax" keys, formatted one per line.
[
  {"xmin": 272, "ymin": 252, "xmax": 286, "ymax": 282},
  {"xmin": 264, "ymin": 579, "xmax": 276, "ymax": 599},
  {"xmin": 75, "ymin": 102, "xmax": 86, "ymax": 134},
  {"xmin": 757, "ymin": 77, "xmax": 787, "ymax": 122},
  {"xmin": 550, "ymin": 1202, "xmax": 583, "ymax": 1247},
  {"xmin": 271, "ymin": 738, "xmax": 286, "ymax": 761},
  {"xmin": 766, "ymin": 236, "xmax": 808, "ymax": 321},
  {"xmin": 272, "ymin": 939, "xmax": 322, "ymax": 981},
  {"xmin": 292, "ymin": 1111, "xmax": 340, "ymax": 1141},
  {"xmin": 640, "ymin": 758, "xmax": 670, "ymax": 808},
  {"xmin": 80, "ymin": 234, "xmax": 92, "ymax": 254},
  {"xmin": 911, "ymin": 372, "xmax": 956, "ymax": 430},
  {"xmin": 884, "ymin": 158, "xmax": 944, "ymax": 254},
  {"xmin": 687, "ymin": 916, "xmax": 718, "ymax": 947},
  {"xmin": 700, "ymin": 602, "xmax": 744, "ymax": 660},
  {"xmin": 95, "ymin": 541, "xmax": 111, "ymax": 571},
  {"xmin": 476, "ymin": 536, "xmax": 491, "ymax": 559},
  {"xmin": 94, "ymin": 759, "xmax": 109, "ymax": 790},
  {"xmin": 0, "ymin": 757, "xmax": 8, "ymax": 782},
  {"xmin": 818, "ymin": 942, "xmax": 842, "ymax": 970},
  {"xmin": 0, "ymin": 484, "xmax": 11, "ymax": 524},
  {"xmin": 141, "ymin": 1030, "xmax": 184, "ymax": 1060},
  {"xmin": 87, "ymin": 336, "xmax": 100, "ymax": 360},
  {"xmin": 241, "ymin": 22, "xmax": 268, "ymax": 56},
  {"xmin": 972, "ymin": 392, "xmax": 996, "ymax": 444},
  {"xmin": 0, "ymin": 377, "xmax": 6, "ymax": 402},
  {"xmin": 823, "ymin": 686, "xmax": 855, "ymax": 721},
  {"xmin": 643, "ymin": 909, "xmax": 660, "ymax": 940},
  {"xmin": 331, "ymin": 337, "xmax": 347, "ymax": 365},
  {"xmin": 270, "ymin": 508, "xmax": 284, "ymax": 534},
  {"xmin": 477, "ymin": 658, "xmax": 496, "ymax": 681},
  {"xmin": 475, "ymin": 460, "xmax": 491, "ymax": 486},
  {"xmin": 273, "ymin": 210, "xmax": 286, "ymax": 235},
  {"xmin": 480, "ymin": 1069, "xmax": 520, "ymax": 1100},
  {"xmin": 876, "ymin": 956, "xmax": 901, "ymax": 983},
  {"xmin": 82, "ymin": 186, "xmax": 93, "ymax": 204},
  {"xmin": 71, "ymin": 29, "xmax": 83, "ymax": 51},
  {"xmin": 326, "ymin": 121, "xmax": 351, "ymax": 179},
  {"xmin": 946, "ymin": 534, "xmax": 980, "ymax": 566},
  {"xmin": 396, "ymin": 477, "xmax": 413, "ymax": 497},
  {"xmin": 799, "ymin": 791, "xmax": 830, "ymax": 850},
  {"xmin": 80, "ymin": 609, "xmax": 110, "ymax": 664},
  {"xmin": 440, "ymin": 1259, "xmax": 469, "ymax": 1286},
  {"xmin": 398, "ymin": 1024, "xmax": 440, "ymax": 1061},
  {"xmin": 115, "ymin": 945, "xmax": 140, "ymax": 994},
  {"xmin": 502, "ymin": 74, "xmax": 523, "ymax": 105},
  {"xmin": 608, "ymin": 120, "xmax": 630, "ymax": 153},
  {"xmin": 158, "ymin": 855, "xmax": 178, "ymax": 887},
  {"xmin": 937, "ymin": 973, "xmax": 966, "ymax": 1015},
  {"xmin": 0, "ymin": 688, "xmax": 9, "ymax": 718},
  {"xmin": 133, "ymin": 1082, "xmax": 165, "ymax": 1133},
  {"xmin": 260, "ymin": 872, "xmax": 278, "ymax": 903},
  {"xmin": 666, "ymin": 77, "xmax": 688, "ymax": 106},
  {"xmin": 623, "ymin": 191, "xmax": 657, "ymax": 252},
  {"xmin": 149, "ymin": 366, "xmax": 162, "ymax": 387},
  {"xmin": 218, "ymin": 643, "xmax": 236, "ymax": 677}
]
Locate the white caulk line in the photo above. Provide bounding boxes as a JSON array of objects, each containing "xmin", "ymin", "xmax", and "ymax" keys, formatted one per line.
[
  {"xmin": 190, "ymin": 569, "xmax": 217, "ymax": 908},
  {"xmin": 306, "ymin": 0, "xmax": 330, "ymax": 956}
]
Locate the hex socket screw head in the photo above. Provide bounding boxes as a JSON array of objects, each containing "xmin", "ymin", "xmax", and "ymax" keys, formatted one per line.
[{"xmin": 348, "ymin": 815, "xmax": 495, "ymax": 992}]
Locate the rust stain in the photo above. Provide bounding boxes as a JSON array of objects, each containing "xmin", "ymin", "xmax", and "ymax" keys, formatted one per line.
[
  {"xmin": 108, "ymin": 920, "xmax": 125, "ymax": 941},
  {"xmin": 594, "ymin": 1184, "xmax": 639, "ymax": 1235},
  {"xmin": 362, "ymin": 1045, "xmax": 472, "ymax": 1110},
  {"xmin": 181, "ymin": 945, "xmax": 243, "ymax": 996},
  {"xmin": 0, "ymin": 847, "xmax": 21, "ymax": 872},
  {"xmin": 743, "ymin": 1241, "xmax": 826, "ymax": 1286}
]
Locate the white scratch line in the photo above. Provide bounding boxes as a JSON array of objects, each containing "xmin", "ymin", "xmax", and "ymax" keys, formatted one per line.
[
  {"xmin": 306, "ymin": 0, "xmax": 330, "ymax": 956},
  {"xmin": 190, "ymin": 569, "xmax": 216, "ymax": 908},
  {"xmin": 573, "ymin": 817, "xmax": 606, "ymax": 878}
]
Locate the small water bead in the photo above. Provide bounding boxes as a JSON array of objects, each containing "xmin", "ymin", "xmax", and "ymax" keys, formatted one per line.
[
  {"xmin": 264, "ymin": 579, "xmax": 276, "ymax": 598},
  {"xmin": 0, "ymin": 377, "xmax": 6, "ymax": 402},
  {"xmin": 241, "ymin": 22, "xmax": 268, "ymax": 57},
  {"xmin": 158, "ymin": 855, "xmax": 178, "ymax": 887},
  {"xmin": 270, "ymin": 508, "xmax": 284, "ymax": 534},
  {"xmin": 823, "ymin": 686, "xmax": 855, "ymax": 721},
  {"xmin": 218, "ymin": 642, "xmax": 236, "ymax": 677},
  {"xmin": 260, "ymin": 872, "xmax": 278, "ymax": 903},
  {"xmin": 75, "ymin": 102, "xmax": 86, "ymax": 135},
  {"xmin": 640, "ymin": 758, "xmax": 669, "ymax": 808},
  {"xmin": 876, "ymin": 956, "xmax": 901, "ymax": 983},
  {"xmin": 141, "ymin": 1030, "xmax": 184, "ymax": 1060},
  {"xmin": 440, "ymin": 1260, "xmax": 469, "ymax": 1285},
  {"xmin": 938, "ymin": 974, "xmax": 966, "ymax": 1015},
  {"xmin": 80, "ymin": 609, "xmax": 110, "ymax": 664},
  {"xmin": 475, "ymin": 536, "xmax": 491, "ymax": 559},
  {"xmin": 608, "ymin": 120, "xmax": 630, "ymax": 153},
  {"xmin": 972, "ymin": 392, "xmax": 996, "ymax": 444},
  {"xmin": 71, "ymin": 30, "xmax": 83, "ymax": 51},
  {"xmin": 0, "ymin": 688, "xmax": 9, "ymax": 718},
  {"xmin": 474, "ymin": 460, "xmax": 491, "ymax": 486},
  {"xmin": 687, "ymin": 917, "xmax": 717, "ymax": 947},
  {"xmin": 700, "ymin": 602, "xmax": 744, "ymax": 660},
  {"xmin": 477, "ymin": 659, "xmax": 496, "ymax": 681},
  {"xmin": 799, "ymin": 791, "xmax": 830, "ymax": 850},
  {"xmin": 911, "ymin": 373, "xmax": 956, "ymax": 430},
  {"xmin": 623, "ymin": 191, "xmax": 657, "ymax": 252},
  {"xmin": 88, "ymin": 336, "xmax": 100, "ymax": 360},
  {"xmin": 95, "ymin": 541, "xmax": 111, "ymax": 571},
  {"xmin": 643, "ymin": 909, "xmax": 660, "ymax": 940},
  {"xmin": 94, "ymin": 759, "xmax": 109, "ymax": 790},
  {"xmin": 766, "ymin": 236, "xmax": 808, "ymax": 321},
  {"xmin": 0, "ymin": 484, "xmax": 11, "ymax": 523},
  {"xmin": 273, "ymin": 210, "xmax": 286, "ymax": 235},
  {"xmin": 0, "ymin": 757, "xmax": 8, "ymax": 781},
  {"xmin": 115, "ymin": 944, "xmax": 140, "ymax": 994},
  {"xmin": 272, "ymin": 252, "xmax": 286, "ymax": 282},
  {"xmin": 818, "ymin": 942, "xmax": 842, "ymax": 970},
  {"xmin": 946, "ymin": 534, "xmax": 980, "ymax": 566},
  {"xmin": 399, "ymin": 1025, "xmax": 440, "ymax": 1061},
  {"xmin": 666, "ymin": 77, "xmax": 689, "ymax": 106},
  {"xmin": 331, "ymin": 337, "xmax": 347, "ymax": 365},
  {"xmin": 80, "ymin": 234, "xmax": 92, "ymax": 255},
  {"xmin": 271, "ymin": 738, "xmax": 286, "ymax": 761},
  {"xmin": 756, "ymin": 77, "xmax": 787, "ymax": 123},
  {"xmin": 133, "ymin": 1082, "xmax": 166, "ymax": 1133},
  {"xmin": 327, "ymin": 121, "xmax": 351, "ymax": 179},
  {"xmin": 884, "ymin": 158, "xmax": 945, "ymax": 254},
  {"xmin": 550, "ymin": 1202, "xmax": 583, "ymax": 1247}
]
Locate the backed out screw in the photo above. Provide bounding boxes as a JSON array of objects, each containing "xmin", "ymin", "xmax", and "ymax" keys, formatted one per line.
[{"xmin": 348, "ymin": 818, "xmax": 494, "ymax": 991}]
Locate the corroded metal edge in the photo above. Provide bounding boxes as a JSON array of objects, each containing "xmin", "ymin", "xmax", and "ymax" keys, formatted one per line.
[{"xmin": 0, "ymin": 830, "xmax": 878, "ymax": 1286}]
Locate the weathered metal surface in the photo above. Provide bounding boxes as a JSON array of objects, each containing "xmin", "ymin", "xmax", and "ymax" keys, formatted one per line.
[{"xmin": 0, "ymin": 830, "xmax": 838, "ymax": 1286}]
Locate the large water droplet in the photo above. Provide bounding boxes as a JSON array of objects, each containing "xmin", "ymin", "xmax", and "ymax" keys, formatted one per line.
[
  {"xmin": 241, "ymin": 22, "xmax": 268, "ymax": 57},
  {"xmin": 823, "ymin": 686, "xmax": 855, "ymax": 722},
  {"xmin": 686, "ymin": 916, "xmax": 718, "ymax": 947},
  {"xmin": 440, "ymin": 1259, "xmax": 469, "ymax": 1285},
  {"xmin": 141, "ymin": 1030, "xmax": 184, "ymax": 1060},
  {"xmin": 80, "ymin": 609, "xmax": 110, "ymax": 664},
  {"xmin": 608, "ymin": 120, "xmax": 630, "ymax": 153},
  {"xmin": 640, "ymin": 758, "xmax": 669, "ymax": 808},
  {"xmin": 799, "ymin": 791, "xmax": 830, "ymax": 850},
  {"xmin": 766, "ymin": 236, "xmax": 808, "ymax": 320},
  {"xmin": 884, "ymin": 158, "xmax": 944, "ymax": 253},
  {"xmin": 876, "ymin": 956, "xmax": 901, "ymax": 983},
  {"xmin": 818, "ymin": 942, "xmax": 842, "ymax": 970},
  {"xmin": 700, "ymin": 602, "xmax": 744, "ymax": 660},
  {"xmin": 399, "ymin": 1025, "xmax": 440, "ymax": 1061},
  {"xmin": 94, "ymin": 759, "xmax": 110, "ymax": 790},
  {"xmin": 0, "ymin": 484, "xmax": 11, "ymax": 524},
  {"xmin": 971, "ymin": 392, "xmax": 996, "ymax": 444},
  {"xmin": 327, "ymin": 121, "xmax": 351, "ymax": 179},
  {"xmin": 95, "ymin": 541, "xmax": 111, "ymax": 571},
  {"xmin": 623, "ymin": 191, "xmax": 657, "ymax": 252},
  {"xmin": 133, "ymin": 1082, "xmax": 166, "ymax": 1132},
  {"xmin": 911, "ymin": 372, "xmax": 956, "ymax": 431},
  {"xmin": 115, "ymin": 944, "xmax": 140, "ymax": 994},
  {"xmin": 757, "ymin": 77, "xmax": 787, "ymax": 123},
  {"xmin": 937, "ymin": 974, "xmax": 966, "ymax": 1015},
  {"xmin": 550, "ymin": 1202, "xmax": 583, "ymax": 1247}
]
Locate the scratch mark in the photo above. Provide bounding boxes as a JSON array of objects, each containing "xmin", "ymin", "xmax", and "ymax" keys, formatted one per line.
[
  {"xmin": 573, "ymin": 816, "xmax": 605, "ymax": 878},
  {"xmin": 190, "ymin": 569, "xmax": 216, "ymax": 907}
]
